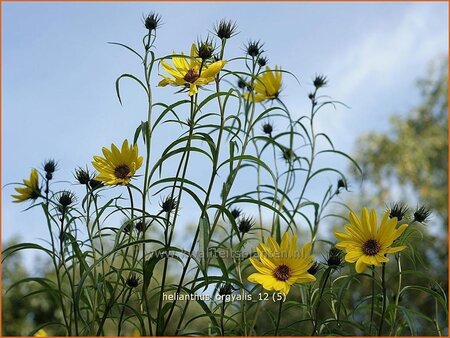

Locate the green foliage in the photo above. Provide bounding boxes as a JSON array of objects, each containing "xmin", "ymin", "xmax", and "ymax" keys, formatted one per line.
[
  {"xmin": 354, "ymin": 58, "xmax": 448, "ymax": 222},
  {"xmin": 3, "ymin": 15, "xmax": 446, "ymax": 337}
]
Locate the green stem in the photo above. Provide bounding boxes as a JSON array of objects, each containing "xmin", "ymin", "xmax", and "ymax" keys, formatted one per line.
[
  {"xmin": 311, "ymin": 267, "xmax": 331, "ymax": 336},
  {"xmin": 220, "ymin": 299, "xmax": 226, "ymax": 336},
  {"xmin": 157, "ymin": 95, "xmax": 197, "ymax": 335},
  {"xmin": 434, "ymin": 297, "xmax": 442, "ymax": 336},
  {"xmin": 85, "ymin": 186, "xmax": 99, "ymax": 334},
  {"xmin": 389, "ymin": 255, "xmax": 402, "ymax": 335},
  {"xmin": 369, "ymin": 266, "xmax": 375, "ymax": 335},
  {"xmin": 293, "ymin": 89, "xmax": 318, "ymax": 244},
  {"xmin": 42, "ymin": 204, "xmax": 70, "ymax": 334},
  {"xmin": 59, "ymin": 209, "xmax": 79, "ymax": 335},
  {"xmin": 274, "ymin": 299, "xmax": 283, "ymax": 336},
  {"xmin": 117, "ymin": 288, "xmax": 133, "ymax": 336},
  {"xmin": 96, "ymin": 286, "xmax": 126, "ymax": 336},
  {"xmin": 378, "ymin": 263, "xmax": 387, "ymax": 336},
  {"xmin": 141, "ymin": 36, "xmax": 154, "ymax": 337}
]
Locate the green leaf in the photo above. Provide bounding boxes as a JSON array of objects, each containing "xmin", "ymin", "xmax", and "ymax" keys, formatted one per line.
[
  {"xmin": 199, "ymin": 216, "xmax": 210, "ymax": 280},
  {"xmin": 143, "ymin": 252, "xmax": 164, "ymax": 292},
  {"xmin": 2, "ymin": 243, "xmax": 54, "ymax": 261},
  {"xmin": 108, "ymin": 41, "xmax": 143, "ymax": 61},
  {"xmin": 115, "ymin": 73, "xmax": 148, "ymax": 105}
]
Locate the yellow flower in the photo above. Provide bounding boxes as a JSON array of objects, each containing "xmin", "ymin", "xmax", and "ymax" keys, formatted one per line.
[
  {"xmin": 34, "ymin": 329, "xmax": 48, "ymax": 337},
  {"xmin": 247, "ymin": 232, "xmax": 316, "ymax": 295},
  {"xmin": 158, "ymin": 43, "xmax": 226, "ymax": 96},
  {"xmin": 132, "ymin": 328, "xmax": 140, "ymax": 337},
  {"xmin": 245, "ymin": 66, "xmax": 283, "ymax": 102},
  {"xmin": 335, "ymin": 208, "xmax": 408, "ymax": 273},
  {"xmin": 12, "ymin": 168, "xmax": 41, "ymax": 203},
  {"xmin": 92, "ymin": 140, "xmax": 143, "ymax": 186}
]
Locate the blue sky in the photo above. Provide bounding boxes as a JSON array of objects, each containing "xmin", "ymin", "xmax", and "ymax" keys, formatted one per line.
[{"xmin": 2, "ymin": 2, "xmax": 448, "ymax": 266}]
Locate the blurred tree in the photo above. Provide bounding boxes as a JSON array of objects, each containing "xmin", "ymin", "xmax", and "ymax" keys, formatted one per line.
[
  {"xmin": 346, "ymin": 57, "xmax": 448, "ymax": 335},
  {"xmin": 353, "ymin": 57, "xmax": 448, "ymax": 225},
  {"xmin": 2, "ymin": 238, "xmax": 60, "ymax": 336}
]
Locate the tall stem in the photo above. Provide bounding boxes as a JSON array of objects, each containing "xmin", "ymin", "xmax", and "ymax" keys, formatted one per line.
[
  {"xmin": 117, "ymin": 288, "xmax": 133, "ymax": 336},
  {"xmin": 378, "ymin": 263, "xmax": 387, "ymax": 336},
  {"xmin": 311, "ymin": 267, "xmax": 331, "ymax": 336},
  {"xmin": 274, "ymin": 299, "xmax": 283, "ymax": 336},
  {"xmin": 390, "ymin": 255, "xmax": 402, "ymax": 335},
  {"xmin": 369, "ymin": 266, "xmax": 375, "ymax": 335},
  {"xmin": 141, "ymin": 33, "xmax": 154, "ymax": 336}
]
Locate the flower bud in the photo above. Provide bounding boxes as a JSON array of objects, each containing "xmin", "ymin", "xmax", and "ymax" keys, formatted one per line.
[{"xmin": 214, "ymin": 19, "xmax": 237, "ymax": 40}]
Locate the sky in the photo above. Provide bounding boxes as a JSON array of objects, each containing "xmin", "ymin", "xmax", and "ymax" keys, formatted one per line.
[{"xmin": 2, "ymin": 2, "xmax": 448, "ymax": 269}]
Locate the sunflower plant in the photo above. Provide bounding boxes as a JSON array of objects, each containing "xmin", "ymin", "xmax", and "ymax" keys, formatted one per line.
[{"xmin": 4, "ymin": 12, "xmax": 446, "ymax": 338}]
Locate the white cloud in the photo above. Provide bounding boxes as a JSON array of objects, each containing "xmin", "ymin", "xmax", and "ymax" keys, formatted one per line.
[{"xmin": 306, "ymin": 4, "xmax": 448, "ymax": 152}]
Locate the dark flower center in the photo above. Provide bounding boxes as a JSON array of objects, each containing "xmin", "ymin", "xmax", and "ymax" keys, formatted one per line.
[
  {"xmin": 114, "ymin": 164, "xmax": 131, "ymax": 179},
  {"xmin": 362, "ymin": 239, "xmax": 381, "ymax": 256},
  {"xmin": 184, "ymin": 69, "xmax": 199, "ymax": 83},
  {"xmin": 274, "ymin": 264, "xmax": 291, "ymax": 281}
]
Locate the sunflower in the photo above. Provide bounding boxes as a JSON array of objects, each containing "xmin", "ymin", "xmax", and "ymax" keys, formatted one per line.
[
  {"xmin": 12, "ymin": 168, "xmax": 41, "ymax": 203},
  {"xmin": 245, "ymin": 66, "xmax": 283, "ymax": 102},
  {"xmin": 92, "ymin": 140, "xmax": 143, "ymax": 186},
  {"xmin": 335, "ymin": 207, "xmax": 408, "ymax": 273},
  {"xmin": 247, "ymin": 232, "xmax": 316, "ymax": 295},
  {"xmin": 158, "ymin": 43, "xmax": 226, "ymax": 96}
]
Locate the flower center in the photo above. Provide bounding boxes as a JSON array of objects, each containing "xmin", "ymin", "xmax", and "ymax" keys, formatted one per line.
[
  {"xmin": 274, "ymin": 264, "xmax": 291, "ymax": 281},
  {"xmin": 114, "ymin": 164, "xmax": 131, "ymax": 179},
  {"xmin": 184, "ymin": 68, "xmax": 199, "ymax": 83},
  {"xmin": 362, "ymin": 239, "xmax": 381, "ymax": 256}
]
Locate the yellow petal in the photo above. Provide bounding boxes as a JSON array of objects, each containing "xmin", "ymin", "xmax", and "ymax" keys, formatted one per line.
[
  {"xmin": 249, "ymin": 257, "xmax": 273, "ymax": 275},
  {"xmin": 200, "ymin": 60, "xmax": 226, "ymax": 78},
  {"xmin": 345, "ymin": 250, "xmax": 362, "ymax": 263},
  {"xmin": 188, "ymin": 83, "xmax": 198, "ymax": 96},
  {"xmin": 385, "ymin": 245, "xmax": 406, "ymax": 254},
  {"xmin": 355, "ymin": 257, "xmax": 368, "ymax": 273},
  {"xmin": 158, "ymin": 77, "xmax": 175, "ymax": 87},
  {"xmin": 161, "ymin": 60, "xmax": 183, "ymax": 79}
]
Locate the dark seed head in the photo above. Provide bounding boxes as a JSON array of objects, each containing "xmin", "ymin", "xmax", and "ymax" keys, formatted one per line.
[
  {"xmin": 197, "ymin": 39, "xmax": 215, "ymax": 60},
  {"xmin": 237, "ymin": 79, "xmax": 247, "ymax": 89},
  {"xmin": 388, "ymin": 202, "xmax": 409, "ymax": 221},
  {"xmin": 126, "ymin": 273, "xmax": 139, "ymax": 288},
  {"xmin": 274, "ymin": 264, "xmax": 291, "ymax": 281},
  {"xmin": 136, "ymin": 220, "xmax": 147, "ymax": 233},
  {"xmin": 337, "ymin": 178, "xmax": 347, "ymax": 190},
  {"xmin": 143, "ymin": 12, "xmax": 161, "ymax": 31},
  {"xmin": 307, "ymin": 261, "xmax": 320, "ymax": 275},
  {"xmin": 74, "ymin": 167, "xmax": 91, "ymax": 185},
  {"xmin": 184, "ymin": 68, "xmax": 200, "ymax": 83},
  {"xmin": 218, "ymin": 283, "xmax": 233, "ymax": 296},
  {"xmin": 313, "ymin": 74, "xmax": 328, "ymax": 88},
  {"xmin": 362, "ymin": 239, "xmax": 381, "ymax": 256},
  {"xmin": 114, "ymin": 164, "xmax": 131, "ymax": 180},
  {"xmin": 246, "ymin": 40, "xmax": 263, "ymax": 57},
  {"xmin": 214, "ymin": 19, "xmax": 237, "ymax": 40},
  {"xmin": 326, "ymin": 247, "xmax": 344, "ymax": 269},
  {"xmin": 161, "ymin": 196, "xmax": 177, "ymax": 213},
  {"xmin": 230, "ymin": 207, "xmax": 242, "ymax": 219},
  {"xmin": 282, "ymin": 148, "xmax": 296, "ymax": 163},
  {"xmin": 58, "ymin": 191, "xmax": 76, "ymax": 208},
  {"xmin": 262, "ymin": 122, "xmax": 273, "ymax": 135},
  {"xmin": 238, "ymin": 216, "xmax": 254, "ymax": 233},
  {"xmin": 89, "ymin": 179, "xmax": 103, "ymax": 190},
  {"xmin": 413, "ymin": 205, "xmax": 431, "ymax": 224},
  {"xmin": 43, "ymin": 159, "xmax": 57, "ymax": 180},
  {"xmin": 257, "ymin": 56, "xmax": 269, "ymax": 67}
]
